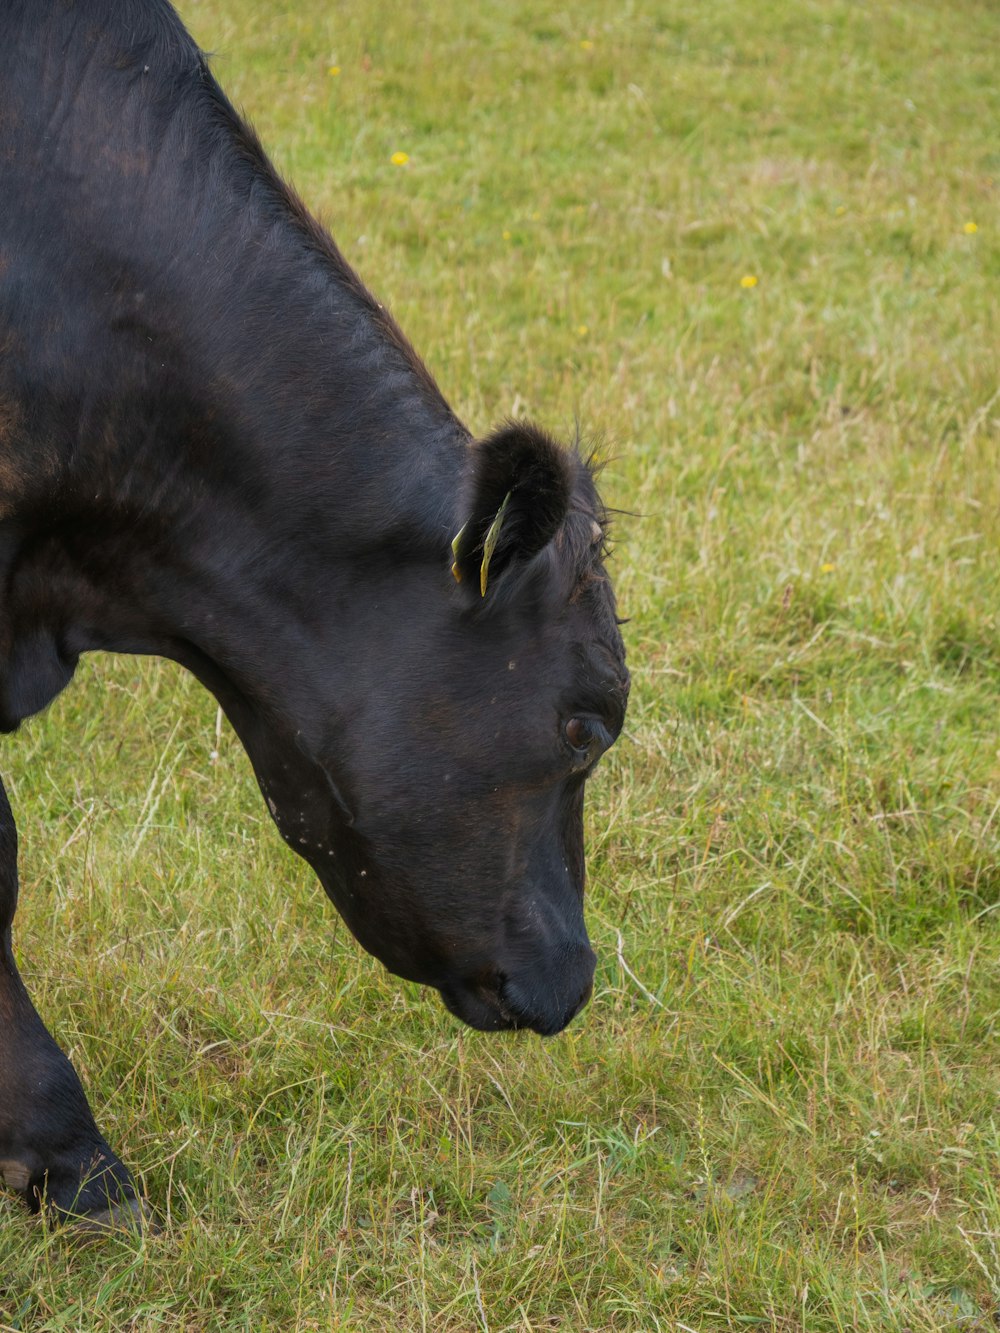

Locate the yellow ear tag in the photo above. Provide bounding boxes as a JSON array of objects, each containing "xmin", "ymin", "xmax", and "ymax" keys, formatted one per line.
[
  {"xmin": 480, "ymin": 491, "xmax": 512, "ymax": 597},
  {"xmin": 450, "ymin": 522, "xmax": 468, "ymax": 583}
]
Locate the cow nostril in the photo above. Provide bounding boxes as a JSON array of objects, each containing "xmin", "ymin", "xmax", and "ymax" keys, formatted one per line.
[{"xmin": 476, "ymin": 972, "xmax": 518, "ymax": 1026}]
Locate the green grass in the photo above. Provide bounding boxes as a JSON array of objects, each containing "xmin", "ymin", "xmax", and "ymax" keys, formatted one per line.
[{"xmin": 2, "ymin": 0, "xmax": 1000, "ymax": 1327}]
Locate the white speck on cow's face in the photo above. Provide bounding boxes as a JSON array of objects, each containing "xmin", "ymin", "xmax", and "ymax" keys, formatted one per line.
[
  {"xmin": 267, "ymin": 797, "xmax": 277, "ymax": 816},
  {"xmin": 508, "ymin": 660, "xmax": 516, "ymax": 671}
]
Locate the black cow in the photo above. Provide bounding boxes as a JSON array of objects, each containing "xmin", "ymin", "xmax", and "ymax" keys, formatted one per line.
[{"xmin": 0, "ymin": 0, "xmax": 628, "ymax": 1228}]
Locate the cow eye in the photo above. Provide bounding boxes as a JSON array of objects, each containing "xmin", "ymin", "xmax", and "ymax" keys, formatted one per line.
[
  {"xmin": 565, "ymin": 717, "xmax": 593, "ymax": 753},
  {"xmin": 564, "ymin": 715, "xmax": 613, "ymax": 767}
]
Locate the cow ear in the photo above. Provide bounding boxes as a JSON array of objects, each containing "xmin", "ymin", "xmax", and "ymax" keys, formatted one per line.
[{"xmin": 451, "ymin": 423, "xmax": 573, "ymax": 596}]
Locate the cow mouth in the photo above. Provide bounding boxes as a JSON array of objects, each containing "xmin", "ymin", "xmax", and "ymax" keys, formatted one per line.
[
  {"xmin": 439, "ymin": 978, "xmax": 522, "ymax": 1033},
  {"xmin": 438, "ymin": 973, "xmax": 590, "ymax": 1038}
]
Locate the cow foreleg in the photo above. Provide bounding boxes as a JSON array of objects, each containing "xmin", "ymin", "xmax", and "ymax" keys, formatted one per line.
[{"xmin": 0, "ymin": 775, "xmax": 144, "ymax": 1230}]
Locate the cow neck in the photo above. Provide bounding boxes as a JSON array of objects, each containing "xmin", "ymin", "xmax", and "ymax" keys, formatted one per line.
[{"xmin": 1, "ymin": 6, "xmax": 476, "ymax": 731}]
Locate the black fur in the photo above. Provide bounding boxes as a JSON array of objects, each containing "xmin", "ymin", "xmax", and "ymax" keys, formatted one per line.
[{"xmin": 0, "ymin": 0, "xmax": 629, "ymax": 1222}]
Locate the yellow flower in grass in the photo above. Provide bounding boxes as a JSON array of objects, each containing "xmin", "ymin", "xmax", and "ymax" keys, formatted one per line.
[
  {"xmin": 327, "ymin": 65, "xmax": 341, "ymax": 77},
  {"xmin": 740, "ymin": 274, "xmax": 758, "ymax": 289},
  {"xmin": 964, "ymin": 221, "xmax": 978, "ymax": 234},
  {"xmin": 390, "ymin": 151, "xmax": 409, "ymax": 166},
  {"xmin": 502, "ymin": 229, "xmax": 512, "ymax": 241},
  {"xmin": 820, "ymin": 562, "xmax": 836, "ymax": 573},
  {"xmin": 576, "ymin": 324, "xmax": 589, "ymax": 336},
  {"xmin": 580, "ymin": 39, "xmax": 595, "ymax": 50}
]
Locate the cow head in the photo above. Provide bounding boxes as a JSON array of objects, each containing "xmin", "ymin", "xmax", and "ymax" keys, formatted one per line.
[{"xmin": 243, "ymin": 423, "xmax": 628, "ymax": 1037}]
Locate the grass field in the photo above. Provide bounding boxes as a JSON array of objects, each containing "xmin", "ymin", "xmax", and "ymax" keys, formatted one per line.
[{"xmin": 2, "ymin": 0, "xmax": 1000, "ymax": 1328}]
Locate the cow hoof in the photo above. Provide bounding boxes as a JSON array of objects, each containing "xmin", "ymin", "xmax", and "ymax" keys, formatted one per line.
[
  {"xmin": 0, "ymin": 1157, "xmax": 34, "ymax": 1194},
  {"xmin": 1, "ymin": 1145, "xmax": 154, "ymax": 1235},
  {"xmin": 67, "ymin": 1195, "xmax": 158, "ymax": 1241}
]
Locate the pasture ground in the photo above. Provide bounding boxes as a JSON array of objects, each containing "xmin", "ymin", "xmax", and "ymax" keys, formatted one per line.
[{"xmin": 2, "ymin": 0, "xmax": 999, "ymax": 1328}]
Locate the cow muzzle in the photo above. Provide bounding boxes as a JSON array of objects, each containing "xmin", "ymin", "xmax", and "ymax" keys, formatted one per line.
[{"xmin": 439, "ymin": 941, "xmax": 597, "ymax": 1037}]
